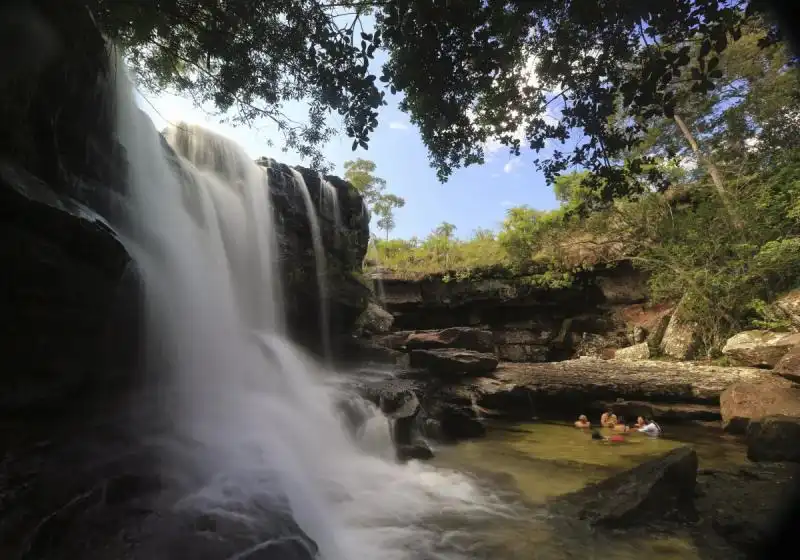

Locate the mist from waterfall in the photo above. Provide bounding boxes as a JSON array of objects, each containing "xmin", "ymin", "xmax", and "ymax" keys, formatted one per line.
[{"xmin": 111, "ymin": 60, "xmax": 512, "ymax": 559}]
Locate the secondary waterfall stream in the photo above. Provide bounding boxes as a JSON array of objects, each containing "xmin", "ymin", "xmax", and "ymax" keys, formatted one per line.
[
  {"xmin": 110, "ymin": 61, "xmax": 511, "ymax": 559},
  {"xmin": 290, "ymin": 169, "xmax": 332, "ymax": 362}
]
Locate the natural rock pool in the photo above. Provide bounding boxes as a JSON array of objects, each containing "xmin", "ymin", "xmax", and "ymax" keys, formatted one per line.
[{"xmin": 422, "ymin": 421, "xmax": 751, "ymax": 559}]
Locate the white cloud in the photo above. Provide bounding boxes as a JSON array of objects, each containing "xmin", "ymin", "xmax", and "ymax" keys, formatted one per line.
[
  {"xmin": 503, "ymin": 159, "xmax": 522, "ymax": 174},
  {"xmin": 388, "ymin": 121, "xmax": 408, "ymax": 130}
]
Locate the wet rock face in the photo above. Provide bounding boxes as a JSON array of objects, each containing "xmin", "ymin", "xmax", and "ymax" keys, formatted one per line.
[{"xmin": 266, "ymin": 163, "xmax": 370, "ymax": 355}]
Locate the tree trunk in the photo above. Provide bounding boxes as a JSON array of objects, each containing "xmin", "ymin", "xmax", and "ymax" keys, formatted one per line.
[{"xmin": 673, "ymin": 113, "xmax": 741, "ymax": 228}]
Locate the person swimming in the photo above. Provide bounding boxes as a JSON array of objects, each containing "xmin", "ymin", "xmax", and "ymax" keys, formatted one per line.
[
  {"xmin": 637, "ymin": 417, "xmax": 663, "ymax": 437},
  {"xmin": 574, "ymin": 414, "xmax": 591, "ymax": 429},
  {"xmin": 612, "ymin": 416, "xmax": 630, "ymax": 433},
  {"xmin": 634, "ymin": 416, "xmax": 646, "ymax": 429},
  {"xmin": 591, "ymin": 429, "xmax": 626, "ymax": 443},
  {"xmin": 600, "ymin": 409, "xmax": 614, "ymax": 427}
]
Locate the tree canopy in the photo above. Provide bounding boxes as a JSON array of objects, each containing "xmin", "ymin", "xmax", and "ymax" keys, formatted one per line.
[
  {"xmin": 343, "ymin": 158, "xmax": 405, "ymax": 238},
  {"xmin": 90, "ymin": 0, "xmax": 385, "ymax": 170},
  {"xmin": 88, "ymin": 0, "xmax": 789, "ymax": 190}
]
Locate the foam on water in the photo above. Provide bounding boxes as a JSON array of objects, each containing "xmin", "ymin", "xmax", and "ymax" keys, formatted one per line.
[{"xmin": 110, "ymin": 59, "xmax": 514, "ymax": 559}]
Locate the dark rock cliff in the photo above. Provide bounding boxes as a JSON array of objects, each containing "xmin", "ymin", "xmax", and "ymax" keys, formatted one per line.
[
  {"xmin": 0, "ymin": 4, "xmax": 367, "ymax": 557},
  {"xmin": 369, "ymin": 261, "xmax": 654, "ymax": 361},
  {"xmin": 0, "ymin": 5, "xmax": 369, "ymax": 413}
]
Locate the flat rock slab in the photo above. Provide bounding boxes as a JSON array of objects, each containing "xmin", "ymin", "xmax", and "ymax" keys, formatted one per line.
[
  {"xmin": 410, "ymin": 348, "xmax": 499, "ymax": 376},
  {"xmin": 405, "ymin": 327, "xmax": 495, "ymax": 353},
  {"xmin": 476, "ymin": 358, "xmax": 773, "ymax": 409},
  {"xmin": 550, "ymin": 447, "xmax": 698, "ymax": 528}
]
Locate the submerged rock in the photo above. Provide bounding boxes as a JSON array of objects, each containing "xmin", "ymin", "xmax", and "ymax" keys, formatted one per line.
[
  {"xmin": 551, "ymin": 447, "xmax": 698, "ymax": 527},
  {"xmin": 746, "ymin": 415, "xmax": 800, "ymax": 463},
  {"xmin": 722, "ymin": 330, "xmax": 800, "ymax": 368},
  {"xmin": 720, "ymin": 378, "xmax": 800, "ymax": 433},
  {"xmin": 409, "ymin": 348, "xmax": 499, "ymax": 377}
]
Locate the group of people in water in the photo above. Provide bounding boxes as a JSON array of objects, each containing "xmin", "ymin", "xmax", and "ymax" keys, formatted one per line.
[{"xmin": 574, "ymin": 409, "xmax": 662, "ymax": 442}]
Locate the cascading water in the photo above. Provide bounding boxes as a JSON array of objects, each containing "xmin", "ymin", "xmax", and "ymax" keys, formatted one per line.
[
  {"xmin": 319, "ymin": 174, "xmax": 343, "ymax": 247},
  {"xmin": 110, "ymin": 59, "xmax": 514, "ymax": 559},
  {"xmin": 288, "ymin": 169, "xmax": 332, "ymax": 362},
  {"xmin": 367, "ymin": 236, "xmax": 388, "ymax": 307}
]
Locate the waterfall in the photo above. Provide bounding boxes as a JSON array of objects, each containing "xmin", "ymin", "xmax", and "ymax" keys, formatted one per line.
[
  {"xmin": 368, "ymin": 236, "xmax": 388, "ymax": 307},
  {"xmin": 319, "ymin": 174, "xmax": 343, "ymax": 247},
  {"xmin": 289, "ymin": 169, "xmax": 332, "ymax": 362},
  {"xmin": 110, "ymin": 59, "xmax": 509, "ymax": 559}
]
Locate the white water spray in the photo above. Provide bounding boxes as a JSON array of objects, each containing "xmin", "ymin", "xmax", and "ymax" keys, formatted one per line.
[{"xmin": 112, "ymin": 61, "xmax": 512, "ymax": 560}]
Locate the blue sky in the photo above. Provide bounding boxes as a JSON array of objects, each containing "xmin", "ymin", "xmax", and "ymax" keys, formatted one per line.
[{"xmin": 138, "ymin": 36, "xmax": 561, "ymax": 240}]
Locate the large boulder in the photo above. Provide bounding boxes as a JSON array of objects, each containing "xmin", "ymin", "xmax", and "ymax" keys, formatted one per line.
[
  {"xmin": 613, "ymin": 342, "xmax": 651, "ymax": 361},
  {"xmin": 405, "ymin": 327, "xmax": 494, "ymax": 353},
  {"xmin": 409, "ymin": 348, "xmax": 499, "ymax": 377},
  {"xmin": 720, "ymin": 378, "xmax": 800, "ymax": 433},
  {"xmin": 660, "ymin": 306, "xmax": 700, "ymax": 360},
  {"xmin": 551, "ymin": 447, "xmax": 698, "ymax": 527},
  {"xmin": 774, "ymin": 345, "xmax": 800, "ymax": 383},
  {"xmin": 721, "ymin": 330, "xmax": 800, "ymax": 368},
  {"xmin": 355, "ymin": 302, "xmax": 394, "ymax": 334},
  {"xmin": 746, "ymin": 415, "xmax": 800, "ymax": 463}
]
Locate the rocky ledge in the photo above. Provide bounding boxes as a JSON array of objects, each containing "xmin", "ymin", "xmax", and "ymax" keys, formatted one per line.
[{"xmin": 459, "ymin": 358, "xmax": 771, "ymax": 424}]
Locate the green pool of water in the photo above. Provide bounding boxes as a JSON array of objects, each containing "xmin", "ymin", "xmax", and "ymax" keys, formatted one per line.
[{"xmin": 425, "ymin": 421, "xmax": 747, "ymax": 559}]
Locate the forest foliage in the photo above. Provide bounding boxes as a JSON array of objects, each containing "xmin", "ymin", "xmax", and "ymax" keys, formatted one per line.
[{"xmin": 366, "ymin": 18, "xmax": 800, "ymax": 354}]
